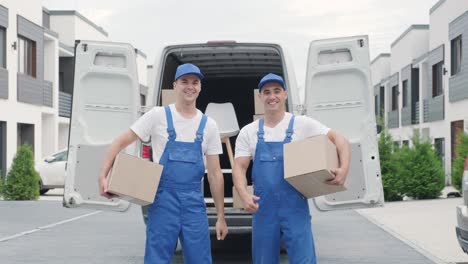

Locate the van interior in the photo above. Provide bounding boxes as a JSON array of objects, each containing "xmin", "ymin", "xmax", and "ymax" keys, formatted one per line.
[{"xmin": 157, "ymin": 43, "xmax": 285, "ymax": 204}]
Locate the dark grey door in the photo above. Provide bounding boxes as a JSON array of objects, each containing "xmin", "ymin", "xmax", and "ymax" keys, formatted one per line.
[
  {"xmin": 0, "ymin": 121, "xmax": 5, "ymax": 178},
  {"xmin": 17, "ymin": 123, "xmax": 34, "ymax": 154}
]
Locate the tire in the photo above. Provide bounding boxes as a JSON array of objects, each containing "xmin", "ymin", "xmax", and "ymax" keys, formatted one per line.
[{"xmin": 39, "ymin": 180, "xmax": 49, "ymax": 195}]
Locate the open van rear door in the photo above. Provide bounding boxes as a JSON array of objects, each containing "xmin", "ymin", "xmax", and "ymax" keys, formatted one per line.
[
  {"xmin": 63, "ymin": 40, "xmax": 140, "ymax": 211},
  {"xmin": 305, "ymin": 36, "xmax": 384, "ymax": 211}
]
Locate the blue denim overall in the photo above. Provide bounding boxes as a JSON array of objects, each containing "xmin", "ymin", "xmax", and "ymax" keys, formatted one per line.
[
  {"xmin": 144, "ymin": 106, "xmax": 211, "ymax": 264},
  {"xmin": 252, "ymin": 116, "xmax": 316, "ymax": 264}
]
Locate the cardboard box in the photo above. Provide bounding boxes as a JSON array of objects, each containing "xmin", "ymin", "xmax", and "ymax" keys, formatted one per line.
[
  {"xmin": 232, "ymin": 185, "xmax": 254, "ymax": 209},
  {"xmin": 161, "ymin": 89, "xmax": 176, "ymax": 106},
  {"xmin": 107, "ymin": 153, "xmax": 163, "ymax": 205},
  {"xmin": 253, "ymin": 114, "xmax": 263, "ymax": 121},
  {"xmin": 284, "ymin": 135, "xmax": 346, "ymax": 198},
  {"xmin": 253, "ymin": 89, "xmax": 264, "ymax": 114}
]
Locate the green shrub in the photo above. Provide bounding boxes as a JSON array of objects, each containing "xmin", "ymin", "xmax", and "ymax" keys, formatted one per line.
[
  {"xmin": 3, "ymin": 145, "xmax": 40, "ymax": 200},
  {"xmin": 401, "ymin": 134, "xmax": 445, "ymax": 199},
  {"xmin": 452, "ymin": 132, "xmax": 468, "ymax": 191},
  {"xmin": 378, "ymin": 126, "xmax": 405, "ymax": 201}
]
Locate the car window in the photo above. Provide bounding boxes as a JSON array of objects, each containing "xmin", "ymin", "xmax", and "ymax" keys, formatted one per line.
[{"xmin": 53, "ymin": 151, "xmax": 68, "ymax": 162}]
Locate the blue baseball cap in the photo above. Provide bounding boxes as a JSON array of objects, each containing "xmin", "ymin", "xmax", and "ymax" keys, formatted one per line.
[
  {"xmin": 258, "ymin": 73, "xmax": 286, "ymax": 91},
  {"xmin": 174, "ymin": 63, "xmax": 204, "ymax": 81}
]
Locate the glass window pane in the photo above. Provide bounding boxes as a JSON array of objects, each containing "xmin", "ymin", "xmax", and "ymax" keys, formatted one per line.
[{"xmin": 0, "ymin": 27, "xmax": 5, "ymax": 68}]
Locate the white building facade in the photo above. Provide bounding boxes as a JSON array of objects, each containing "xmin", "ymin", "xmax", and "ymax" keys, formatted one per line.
[
  {"xmin": 0, "ymin": 1, "xmax": 147, "ymax": 179},
  {"xmin": 371, "ymin": 0, "xmax": 468, "ymax": 185}
]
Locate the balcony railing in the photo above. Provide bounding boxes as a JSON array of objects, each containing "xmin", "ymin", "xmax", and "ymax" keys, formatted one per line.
[
  {"xmin": 413, "ymin": 103, "xmax": 420, "ymax": 124},
  {"xmin": 59, "ymin": 91, "xmax": 72, "ymax": 118},
  {"xmin": 401, "ymin": 106, "xmax": 411, "ymax": 126},
  {"xmin": 387, "ymin": 110, "xmax": 399, "ymax": 129},
  {"xmin": 423, "ymin": 95, "xmax": 444, "ymax": 122}
]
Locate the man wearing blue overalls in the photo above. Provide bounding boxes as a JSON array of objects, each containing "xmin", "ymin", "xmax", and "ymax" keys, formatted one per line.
[
  {"xmin": 233, "ymin": 73, "xmax": 350, "ymax": 264},
  {"xmin": 98, "ymin": 63, "xmax": 228, "ymax": 263}
]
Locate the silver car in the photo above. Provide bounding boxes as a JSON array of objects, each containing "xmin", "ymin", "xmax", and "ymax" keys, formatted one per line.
[{"xmin": 456, "ymin": 155, "xmax": 468, "ymax": 253}]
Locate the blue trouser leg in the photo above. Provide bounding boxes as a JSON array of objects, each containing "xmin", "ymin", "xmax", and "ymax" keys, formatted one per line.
[
  {"xmin": 280, "ymin": 210, "xmax": 316, "ymax": 264},
  {"xmin": 252, "ymin": 213, "xmax": 281, "ymax": 264},
  {"xmin": 179, "ymin": 190, "xmax": 212, "ymax": 264},
  {"xmin": 144, "ymin": 189, "xmax": 180, "ymax": 264}
]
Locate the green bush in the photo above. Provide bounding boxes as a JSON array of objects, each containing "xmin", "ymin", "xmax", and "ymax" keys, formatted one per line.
[
  {"xmin": 452, "ymin": 132, "xmax": 468, "ymax": 191},
  {"xmin": 378, "ymin": 126, "xmax": 405, "ymax": 201},
  {"xmin": 401, "ymin": 134, "xmax": 445, "ymax": 199},
  {"xmin": 3, "ymin": 145, "xmax": 40, "ymax": 200}
]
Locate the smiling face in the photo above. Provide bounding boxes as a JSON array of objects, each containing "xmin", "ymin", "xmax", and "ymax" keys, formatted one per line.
[
  {"xmin": 258, "ymin": 82, "xmax": 287, "ymax": 113},
  {"xmin": 173, "ymin": 74, "xmax": 201, "ymax": 104}
]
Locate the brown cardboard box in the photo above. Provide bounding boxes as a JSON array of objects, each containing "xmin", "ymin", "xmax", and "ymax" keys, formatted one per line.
[
  {"xmin": 284, "ymin": 135, "xmax": 346, "ymax": 198},
  {"xmin": 107, "ymin": 153, "xmax": 163, "ymax": 206},
  {"xmin": 161, "ymin": 89, "xmax": 176, "ymax": 106},
  {"xmin": 232, "ymin": 185, "xmax": 254, "ymax": 209},
  {"xmin": 253, "ymin": 114, "xmax": 263, "ymax": 121},
  {"xmin": 253, "ymin": 89, "xmax": 264, "ymax": 114}
]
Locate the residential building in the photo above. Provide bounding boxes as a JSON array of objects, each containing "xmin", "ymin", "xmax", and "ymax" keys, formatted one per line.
[
  {"xmin": 372, "ymin": 0, "xmax": 468, "ymax": 185},
  {"xmin": 0, "ymin": 1, "xmax": 147, "ymax": 179}
]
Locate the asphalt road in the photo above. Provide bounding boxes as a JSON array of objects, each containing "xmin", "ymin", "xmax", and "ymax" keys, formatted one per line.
[{"xmin": 0, "ymin": 197, "xmax": 437, "ymax": 264}]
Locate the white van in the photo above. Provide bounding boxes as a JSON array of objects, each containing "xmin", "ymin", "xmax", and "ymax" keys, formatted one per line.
[{"xmin": 63, "ymin": 36, "xmax": 384, "ymax": 236}]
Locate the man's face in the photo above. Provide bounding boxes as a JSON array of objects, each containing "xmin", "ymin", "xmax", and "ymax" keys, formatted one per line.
[
  {"xmin": 258, "ymin": 82, "xmax": 287, "ymax": 112},
  {"xmin": 173, "ymin": 74, "xmax": 201, "ymax": 103}
]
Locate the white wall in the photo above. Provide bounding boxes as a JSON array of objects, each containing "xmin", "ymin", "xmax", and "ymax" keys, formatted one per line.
[
  {"xmin": 391, "ymin": 29, "xmax": 429, "ymax": 74},
  {"xmin": 74, "ymin": 16, "xmax": 108, "ymax": 42},
  {"xmin": 371, "ymin": 56, "xmax": 391, "ymax": 86},
  {"xmin": 49, "ymin": 15, "xmax": 76, "ymax": 46},
  {"xmin": 429, "ymin": 0, "xmax": 468, "ymax": 49},
  {"xmin": 58, "ymin": 123, "xmax": 69, "ymax": 150},
  {"xmin": 2, "ymin": 0, "xmax": 42, "ymax": 25},
  {"xmin": 41, "ymin": 113, "xmax": 56, "ymax": 157}
]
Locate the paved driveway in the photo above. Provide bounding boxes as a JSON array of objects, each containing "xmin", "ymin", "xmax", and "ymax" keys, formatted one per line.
[{"xmin": 0, "ymin": 198, "xmax": 439, "ymax": 263}]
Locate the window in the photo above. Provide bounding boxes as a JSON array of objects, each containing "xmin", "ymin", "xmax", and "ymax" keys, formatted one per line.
[
  {"xmin": 59, "ymin": 72, "xmax": 65, "ymax": 92},
  {"xmin": 402, "ymin": 140, "xmax": 409, "ymax": 147},
  {"xmin": 0, "ymin": 27, "xmax": 5, "ymax": 68},
  {"xmin": 374, "ymin": 95, "xmax": 378, "ymax": 116},
  {"xmin": 432, "ymin": 61, "xmax": 443, "ymax": 97},
  {"xmin": 391, "ymin": 85, "xmax": 398, "ymax": 111},
  {"xmin": 17, "ymin": 36, "xmax": 36, "ymax": 77},
  {"xmin": 379, "ymin": 86, "xmax": 385, "ymax": 118},
  {"xmin": 52, "ymin": 150, "xmax": 68, "ymax": 162},
  {"xmin": 402, "ymin": 80, "xmax": 408, "ymax": 108},
  {"xmin": 451, "ymin": 35, "xmax": 462, "ymax": 76},
  {"xmin": 140, "ymin": 94, "xmax": 146, "ymax": 106}
]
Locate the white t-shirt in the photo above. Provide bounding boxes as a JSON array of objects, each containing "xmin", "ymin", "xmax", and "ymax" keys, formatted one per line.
[
  {"xmin": 131, "ymin": 104, "xmax": 223, "ymax": 163},
  {"xmin": 235, "ymin": 112, "xmax": 330, "ymax": 159}
]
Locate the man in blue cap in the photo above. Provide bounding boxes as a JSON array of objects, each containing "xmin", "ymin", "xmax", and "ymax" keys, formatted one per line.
[
  {"xmin": 233, "ymin": 73, "xmax": 350, "ymax": 264},
  {"xmin": 98, "ymin": 63, "xmax": 228, "ymax": 263}
]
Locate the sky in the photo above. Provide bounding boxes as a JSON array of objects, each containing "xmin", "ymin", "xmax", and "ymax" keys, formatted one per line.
[{"xmin": 42, "ymin": 0, "xmax": 440, "ymax": 86}]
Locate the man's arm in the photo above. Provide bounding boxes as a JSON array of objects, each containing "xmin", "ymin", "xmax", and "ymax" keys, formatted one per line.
[
  {"xmin": 326, "ymin": 130, "xmax": 351, "ymax": 186},
  {"xmin": 233, "ymin": 156, "xmax": 259, "ymax": 213},
  {"xmin": 206, "ymin": 154, "xmax": 228, "ymax": 240},
  {"xmin": 98, "ymin": 129, "xmax": 139, "ymax": 198}
]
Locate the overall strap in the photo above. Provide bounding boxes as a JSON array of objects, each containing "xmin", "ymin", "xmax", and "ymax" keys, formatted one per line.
[
  {"xmin": 257, "ymin": 118, "xmax": 265, "ymax": 143},
  {"xmin": 284, "ymin": 115, "xmax": 295, "ymax": 143},
  {"xmin": 195, "ymin": 114, "xmax": 208, "ymax": 142},
  {"xmin": 164, "ymin": 106, "xmax": 176, "ymax": 141}
]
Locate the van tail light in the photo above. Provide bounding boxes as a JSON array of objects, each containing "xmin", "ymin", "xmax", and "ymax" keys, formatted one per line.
[{"xmin": 142, "ymin": 144, "xmax": 151, "ymax": 160}]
